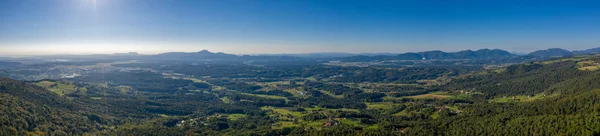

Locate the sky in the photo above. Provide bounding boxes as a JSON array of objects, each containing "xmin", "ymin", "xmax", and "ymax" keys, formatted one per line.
[{"xmin": 1, "ymin": 0, "xmax": 600, "ymax": 55}]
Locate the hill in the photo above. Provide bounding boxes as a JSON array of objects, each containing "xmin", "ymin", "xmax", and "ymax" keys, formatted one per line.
[
  {"xmin": 0, "ymin": 78, "xmax": 98, "ymax": 135},
  {"xmin": 257, "ymin": 52, "xmax": 357, "ymax": 58},
  {"xmin": 405, "ymin": 55, "xmax": 600, "ymax": 135},
  {"xmin": 573, "ymin": 47, "xmax": 600, "ymax": 55},
  {"xmin": 339, "ymin": 49, "xmax": 515, "ymax": 62},
  {"xmin": 153, "ymin": 50, "xmax": 310, "ymax": 62},
  {"xmin": 155, "ymin": 50, "xmax": 240, "ymax": 60},
  {"xmin": 527, "ymin": 48, "xmax": 573, "ymax": 57}
]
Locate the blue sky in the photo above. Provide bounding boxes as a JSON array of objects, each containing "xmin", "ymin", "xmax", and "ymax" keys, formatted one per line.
[{"xmin": 1, "ymin": 0, "xmax": 600, "ymax": 55}]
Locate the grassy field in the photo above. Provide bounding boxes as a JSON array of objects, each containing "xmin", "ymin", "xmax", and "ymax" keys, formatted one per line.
[
  {"xmin": 252, "ymin": 81, "xmax": 292, "ymax": 86},
  {"xmin": 449, "ymin": 91, "xmax": 483, "ymax": 99},
  {"xmin": 577, "ymin": 60, "xmax": 600, "ymax": 71},
  {"xmin": 579, "ymin": 66, "xmax": 600, "ymax": 71},
  {"xmin": 185, "ymin": 76, "xmax": 293, "ymax": 104},
  {"xmin": 271, "ymin": 121, "xmax": 302, "ymax": 129},
  {"xmin": 492, "ymin": 68, "xmax": 506, "ymax": 73},
  {"xmin": 35, "ymin": 81, "xmax": 55, "ymax": 87},
  {"xmin": 261, "ymin": 106, "xmax": 370, "ymax": 129},
  {"xmin": 406, "ymin": 92, "xmax": 451, "ymax": 99},
  {"xmin": 261, "ymin": 106, "xmax": 305, "ymax": 117},
  {"xmin": 282, "ymin": 88, "xmax": 307, "ymax": 97},
  {"xmin": 541, "ymin": 58, "xmax": 583, "ymax": 64},
  {"xmin": 117, "ymin": 86, "xmax": 133, "ymax": 94},
  {"xmin": 226, "ymin": 114, "xmax": 247, "ymax": 121},
  {"xmin": 261, "ymin": 106, "xmax": 308, "ymax": 129},
  {"xmin": 317, "ymin": 89, "xmax": 344, "ymax": 98},
  {"xmin": 447, "ymin": 105, "xmax": 459, "ymax": 111},
  {"xmin": 382, "ymin": 96, "xmax": 405, "ymax": 101},
  {"xmin": 183, "ymin": 77, "xmax": 211, "ymax": 84},
  {"xmin": 335, "ymin": 118, "xmax": 361, "ymax": 126},
  {"xmin": 35, "ymin": 81, "xmax": 78, "ymax": 95},
  {"xmin": 366, "ymin": 102, "xmax": 399, "ymax": 110},
  {"xmin": 220, "ymin": 97, "xmax": 232, "ymax": 104},
  {"xmin": 91, "ymin": 97, "xmax": 103, "ymax": 100},
  {"xmin": 240, "ymin": 92, "xmax": 289, "ymax": 101},
  {"xmin": 304, "ymin": 107, "xmax": 360, "ymax": 113},
  {"xmin": 264, "ymin": 106, "xmax": 357, "ymax": 116}
]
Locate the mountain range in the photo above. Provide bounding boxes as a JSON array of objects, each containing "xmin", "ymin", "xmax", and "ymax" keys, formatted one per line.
[
  {"xmin": 527, "ymin": 48, "xmax": 574, "ymax": 57},
  {"xmin": 573, "ymin": 47, "xmax": 600, "ymax": 55},
  {"xmin": 3, "ymin": 47, "xmax": 600, "ymax": 63},
  {"xmin": 337, "ymin": 49, "xmax": 515, "ymax": 62},
  {"xmin": 332, "ymin": 47, "xmax": 600, "ymax": 62}
]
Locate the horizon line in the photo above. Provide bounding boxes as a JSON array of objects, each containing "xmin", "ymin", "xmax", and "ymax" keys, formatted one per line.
[{"xmin": 2, "ymin": 47, "xmax": 593, "ymax": 57}]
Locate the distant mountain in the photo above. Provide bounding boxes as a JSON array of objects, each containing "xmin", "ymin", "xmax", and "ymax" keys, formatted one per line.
[
  {"xmin": 338, "ymin": 49, "xmax": 515, "ymax": 62},
  {"xmin": 155, "ymin": 50, "xmax": 240, "ymax": 59},
  {"xmin": 573, "ymin": 47, "xmax": 600, "ymax": 55},
  {"xmin": 256, "ymin": 52, "xmax": 400, "ymax": 58},
  {"xmin": 153, "ymin": 50, "xmax": 312, "ymax": 62},
  {"xmin": 510, "ymin": 52, "xmax": 529, "ymax": 55},
  {"xmin": 327, "ymin": 47, "xmax": 597, "ymax": 61},
  {"xmin": 357, "ymin": 53, "xmax": 398, "ymax": 56},
  {"xmin": 258, "ymin": 52, "xmax": 357, "ymax": 58},
  {"xmin": 113, "ymin": 52, "xmax": 140, "ymax": 56},
  {"xmin": 527, "ymin": 48, "xmax": 573, "ymax": 57}
]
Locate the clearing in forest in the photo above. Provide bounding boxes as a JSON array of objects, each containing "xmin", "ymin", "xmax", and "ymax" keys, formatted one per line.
[
  {"xmin": 406, "ymin": 92, "xmax": 451, "ymax": 99},
  {"xmin": 35, "ymin": 81, "xmax": 79, "ymax": 95},
  {"xmin": 577, "ymin": 60, "xmax": 600, "ymax": 71}
]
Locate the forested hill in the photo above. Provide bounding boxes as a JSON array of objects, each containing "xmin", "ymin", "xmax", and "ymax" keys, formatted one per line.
[
  {"xmin": 0, "ymin": 78, "xmax": 163, "ymax": 135},
  {"xmin": 403, "ymin": 55, "xmax": 600, "ymax": 135},
  {"xmin": 0, "ymin": 78, "xmax": 98, "ymax": 135},
  {"xmin": 337, "ymin": 49, "xmax": 515, "ymax": 62},
  {"xmin": 445, "ymin": 55, "xmax": 600, "ymax": 98},
  {"xmin": 527, "ymin": 48, "xmax": 574, "ymax": 58},
  {"xmin": 0, "ymin": 78, "xmax": 74, "ymax": 109}
]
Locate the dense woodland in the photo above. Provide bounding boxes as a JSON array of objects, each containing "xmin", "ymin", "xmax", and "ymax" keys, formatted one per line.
[{"xmin": 1, "ymin": 54, "xmax": 600, "ymax": 135}]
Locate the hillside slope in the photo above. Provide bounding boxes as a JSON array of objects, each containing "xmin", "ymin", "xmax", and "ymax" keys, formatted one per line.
[
  {"xmin": 404, "ymin": 55, "xmax": 600, "ymax": 135},
  {"xmin": 0, "ymin": 78, "xmax": 99, "ymax": 135}
]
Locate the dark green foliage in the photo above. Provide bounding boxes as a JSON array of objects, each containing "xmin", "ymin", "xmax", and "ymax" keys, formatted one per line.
[
  {"xmin": 253, "ymin": 90, "xmax": 294, "ymax": 97},
  {"xmin": 0, "ymin": 78, "xmax": 97, "ymax": 135},
  {"xmin": 341, "ymin": 49, "xmax": 515, "ymax": 62},
  {"xmin": 528, "ymin": 48, "xmax": 573, "ymax": 57},
  {"xmin": 406, "ymin": 90, "xmax": 600, "ymax": 135},
  {"xmin": 446, "ymin": 61, "xmax": 587, "ymax": 97}
]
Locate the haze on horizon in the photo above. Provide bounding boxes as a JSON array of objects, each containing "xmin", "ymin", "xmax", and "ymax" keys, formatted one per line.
[{"xmin": 1, "ymin": 0, "xmax": 600, "ymax": 55}]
